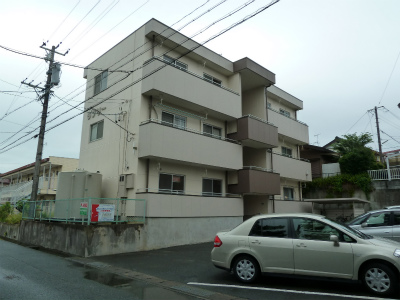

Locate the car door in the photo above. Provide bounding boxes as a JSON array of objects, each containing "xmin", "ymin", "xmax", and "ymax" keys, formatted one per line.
[
  {"xmin": 353, "ymin": 211, "xmax": 393, "ymax": 239},
  {"xmin": 292, "ymin": 217, "xmax": 354, "ymax": 279},
  {"xmin": 391, "ymin": 211, "xmax": 400, "ymax": 242},
  {"xmin": 248, "ymin": 217, "xmax": 295, "ymax": 274}
]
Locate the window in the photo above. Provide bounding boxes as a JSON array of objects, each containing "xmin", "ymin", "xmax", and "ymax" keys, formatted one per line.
[
  {"xmin": 282, "ymin": 146, "xmax": 292, "ymax": 157},
  {"xmin": 203, "ymin": 73, "xmax": 222, "ymax": 87},
  {"xmin": 267, "ymin": 102, "xmax": 271, "ymax": 109},
  {"xmin": 90, "ymin": 120, "xmax": 104, "ymax": 142},
  {"xmin": 293, "ymin": 218, "xmax": 341, "ymax": 241},
  {"xmin": 94, "ymin": 71, "xmax": 108, "ymax": 95},
  {"xmin": 279, "ymin": 108, "xmax": 290, "ymax": 118},
  {"xmin": 163, "ymin": 55, "xmax": 187, "ymax": 71},
  {"xmin": 202, "ymin": 178, "xmax": 222, "ymax": 196},
  {"xmin": 249, "ymin": 218, "xmax": 289, "ymax": 238},
  {"xmin": 203, "ymin": 124, "xmax": 222, "ymax": 139},
  {"xmin": 161, "ymin": 112, "xmax": 186, "ymax": 129},
  {"xmin": 283, "ymin": 187, "xmax": 294, "ymax": 200},
  {"xmin": 159, "ymin": 173, "xmax": 185, "ymax": 194},
  {"xmin": 365, "ymin": 212, "xmax": 391, "ymax": 227}
]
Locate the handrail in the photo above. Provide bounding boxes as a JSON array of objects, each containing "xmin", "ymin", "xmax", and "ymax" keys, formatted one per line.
[
  {"xmin": 271, "ymin": 151, "xmax": 310, "ymax": 163},
  {"xmin": 268, "ymin": 107, "xmax": 308, "ymax": 126},
  {"xmin": 140, "ymin": 118, "xmax": 241, "ymax": 144},
  {"xmin": 143, "ymin": 56, "xmax": 240, "ymax": 95},
  {"xmin": 242, "ymin": 114, "xmax": 275, "ymax": 127},
  {"xmin": 242, "ymin": 166, "xmax": 276, "ymax": 173},
  {"xmin": 136, "ymin": 188, "xmax": 241, "ymax": 198}
]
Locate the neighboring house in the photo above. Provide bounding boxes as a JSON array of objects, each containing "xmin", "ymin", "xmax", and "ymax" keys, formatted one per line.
[
  {"xmin": 0, "ymin": 156, "xmax": 79, "ymax": 205},
  {"xmin": 79, "ymin": 19, "xmax": 312, "ymax": 240},
  {"xmin": 383, "ymin": 149, "xmax": 400, "ymax": 168},
  {"xmin": 300, "ymin": 144, "xmax": 339, "ymax": 178}
]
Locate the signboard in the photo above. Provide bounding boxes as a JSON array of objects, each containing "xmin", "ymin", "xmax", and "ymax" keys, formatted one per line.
[
  {"xmin": 80, "ymin": 202, "xmax": 88, "ymax": 216},
  {"xmin": 91, "ymin": 204, "xmax": 115, "ymax": 222}
]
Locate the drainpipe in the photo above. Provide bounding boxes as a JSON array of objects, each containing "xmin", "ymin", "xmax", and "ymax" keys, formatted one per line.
[
  {"xmin": 151, "ymin": 35, "xmax": 155, "ymax": 57},
  {"xmin": 146, "ymin": 159, "xmax": 150, "ymax": 192},
  {"xmin": 47, "ymin": 162, "xmax": 52, "ymax": 194}
]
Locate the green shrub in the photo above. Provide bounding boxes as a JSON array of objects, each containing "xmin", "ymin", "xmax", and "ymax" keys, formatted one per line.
[
  {"xmin": 0, "ymin": 202, "xmax": 13, "ymax": 222},
  {"xmin": 5, "ymin": 213, "xmax": 22, "ymax": 224}
]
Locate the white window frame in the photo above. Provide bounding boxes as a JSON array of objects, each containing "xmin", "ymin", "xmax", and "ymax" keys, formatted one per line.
[
  {"xmin": 163, "ymin": 55, "xmax": 187, "ymax": 71},
  {"xmin": 161, "ymin": 111, "xmax": 186, "ymax": 129},
  {"xmin": 279, "ymin": 108, "xmax": 290, "ymax": 118},
  {"xmin": 203, "ymin": 73, "xmax": 222, "ymax": 87},
  {"xmin": 202, "ymin": 178, "xmax": 223, "ymax": 196},
  {"xmin": 90, "ymin": 120, "xmax": 104, "ymax": 142},
  {"xmin": 158, "ymin": 173, "xmax": 185, "ymax": 194},
  {"xmin": 94, "ymin": 70, "xmax": 108, "ymax": 95},
  {"xmin": 283, "ymin": 187, "xmax": 294, "ymax": 200},
  {"xmin": 203, "ymin": 123, "xmax": 222, "ymax": 139},
  {"xmin": 282, "ymin": 146, "xmax": 292, "ymax": 158}
]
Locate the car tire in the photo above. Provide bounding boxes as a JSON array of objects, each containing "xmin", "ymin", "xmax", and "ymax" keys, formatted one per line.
[
  {"xmin": 233, "ymin": 256, "xmax": 260, "ymax": 283},
  {"xmin": 361, "ymin": 262, "xmax": 398, "ymax": 296}
]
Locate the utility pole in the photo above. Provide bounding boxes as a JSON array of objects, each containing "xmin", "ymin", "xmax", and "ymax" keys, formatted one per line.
[
  {"xmin": 374, "ymin": 106, "xmax": 384, "ymax": 163},
  {"xmin": 22, "ymin": 43, "xmax": 67, "ymax": 218}
]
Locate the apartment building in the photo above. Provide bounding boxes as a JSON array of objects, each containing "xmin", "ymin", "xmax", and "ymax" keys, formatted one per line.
[
  {"xmin": 0, "ymin": 156, "xmax": 79, "ymax": 205},
  {"xmin": 79, "ymin": 19, "xmax": 311, "ymax": 246}
]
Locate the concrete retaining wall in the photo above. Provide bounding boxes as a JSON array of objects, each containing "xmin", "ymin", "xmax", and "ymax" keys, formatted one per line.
[{"xmin": 0, "ymin": 216, "xmax": 242, "ymax": 257}]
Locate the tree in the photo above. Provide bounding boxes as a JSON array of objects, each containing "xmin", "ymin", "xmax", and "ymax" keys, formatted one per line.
[
  {"xmin": 332, "ymin": 133, "xmax": 383, "ymax": 175},
  {"xmin": 0, "ymin": 202, "xmax": 13, "ymax": 222},
  {"xmin": 332, "ymin": 133, "xmax": 373, "ymax": 155}
]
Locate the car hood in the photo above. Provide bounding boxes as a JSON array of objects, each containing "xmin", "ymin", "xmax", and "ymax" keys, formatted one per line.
[{"xmin": 368, "ymin": 236, "xmax": 400, "ymax": 248}]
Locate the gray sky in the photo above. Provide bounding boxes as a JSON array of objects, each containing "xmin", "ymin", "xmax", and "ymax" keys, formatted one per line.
[{"xmin": 1, "ymin": 0, "xmax": 400, "ymax": 173}]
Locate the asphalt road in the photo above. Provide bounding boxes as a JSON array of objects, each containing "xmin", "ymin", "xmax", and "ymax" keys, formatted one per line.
[
  {"xmin": 95, "ymin": 242, "xmax": 400, "ymax": 300},
  {"xmin": 0, "ymin": 239, "xmax": 201, "ymax": 300}
]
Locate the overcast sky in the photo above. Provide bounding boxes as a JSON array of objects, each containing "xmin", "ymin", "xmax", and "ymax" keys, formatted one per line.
[{"xmin": 1, "ymin": 0, "xmax": 400, "ymax": 174}]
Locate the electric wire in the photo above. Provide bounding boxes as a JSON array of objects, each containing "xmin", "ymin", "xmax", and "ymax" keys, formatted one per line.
[
  {"xmin": 48, "ymin": 0, "xmax": 81, "ymax": 41},
  {"xmin": 379, "ymin": 47, "xmax": 400, "ymax": 104},
  {"xmin": 60, "ymin": 0, "xmax": 101, "ymax": 43},
  {"xmin": 0, "ymin": 0, "xmax": 280, "ymax": 153}
]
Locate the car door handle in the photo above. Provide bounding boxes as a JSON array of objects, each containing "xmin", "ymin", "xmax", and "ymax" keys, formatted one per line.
[
  {"xmin": 251, "ymin": 240, "xmax": 261, "ymax": 244},
  {"xmin": 296, "ymin": 243, "xmax": 307, "ymax": 248},
  {"xmin": 384, "ymin": 231, "xmax": 390, "ymax": 233}
]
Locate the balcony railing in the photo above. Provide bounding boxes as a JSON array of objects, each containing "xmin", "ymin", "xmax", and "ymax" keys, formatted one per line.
[
  {"xmin": 136, "ymin": 188, "xmax": 240, "ymax": 198},
  {"xmin": 368, "ymin": 168, "xmax": 400, "ymax": 181},
  {"xmin": 143, "ymin": 57, "xmax": 239, "ymax": 95},
  {"xmin": 140, "ymin": 118, "xmax": 240, "ymax": 144},
  {"xmin": 268, "ymin": 107, "xmax": 307, "ymax": 126}
]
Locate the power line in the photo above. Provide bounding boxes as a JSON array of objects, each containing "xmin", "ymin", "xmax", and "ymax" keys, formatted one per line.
[
  {"xmin": 378, "ymin": 47, "xmax": 400, "ymax": 104},
  {"xmin": 0, "ymin": 1, "xmax": 280, "ymax": 154},
  {"xmin": 48, "ymin": 0, "xmax": 81, "ymax": 41}
]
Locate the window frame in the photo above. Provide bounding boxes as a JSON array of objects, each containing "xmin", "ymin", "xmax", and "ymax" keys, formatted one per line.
[
  {"xmin": 162, "ymin": 55, "xmax": 188, "ymax": 71},
  {"xmin": 94, "ymin": 70, "xmax": 108, "ymax": 95},
  {"xmin": 282, "ymin": 146, "xmax": 293, "ymax": 157},
  {"xmin": 279, "ymin": 108, "xmax": 290, "ymax": 118},
  {"xmin": 203, "ymin": 73, "xmax": 222, "ymax": 87},
  {"xmin": 158, "ymin": 173, "xmax": 185, "ymax": 194},
  {"xmin": 202, "ymin": 178, "xmax": 223, "ymax": 196},
  {"xmin": 89, "ymin": 120, "xmax": 104, "ymax": 142},
  {"xmin": 161, "ymin": 111, "xmax": 187, "ymax": 129},
  {"xmin": 283, "ymin": 187, "xmax": 294, "ymax": 200},
  {"xmin": 203, "ymin": 123, "xmax": 222, "ymax": 139}
]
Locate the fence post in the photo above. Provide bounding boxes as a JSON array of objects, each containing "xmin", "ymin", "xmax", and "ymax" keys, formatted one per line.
[{"xmin": 87, "ymin": 198, "xmax": 91, "ymax": 226}]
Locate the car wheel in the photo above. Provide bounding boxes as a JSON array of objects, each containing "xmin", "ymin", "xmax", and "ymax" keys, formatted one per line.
[
  {"xmin": 233, "ymin": 256, "xmax": 260, "ymax": 283},
  {"xmin": 362, "ymin": 263, "xmax": 398, "ymax": 296}
]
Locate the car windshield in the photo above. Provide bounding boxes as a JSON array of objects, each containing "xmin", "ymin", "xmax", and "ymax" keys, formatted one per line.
[{"xmin": 323, "ymin": 217, "xmax": 372, "ymax": 239}]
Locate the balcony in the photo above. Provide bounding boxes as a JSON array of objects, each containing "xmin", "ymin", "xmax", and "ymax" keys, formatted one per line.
[
  {"xmin": 228, "ymin": 167, "xmax": 280, "ymax": 195},
  {"xmin": 138, "ymin": 120, "xmax": 243, "ymax": 170},
  {"xmin": 273, "ymin": 152, "xmax": 312, "ymax": 182},
  {"xmin": 141, "ymin": 58, "xmax": 241, "ymax": 119},
  {"xmin": 267, "ymin": 108, "xmax": 309, "ymax": 144},
  {"xmin": 136, "ymin": 192, "xmax": 243, "ymax": 217},
  {"xmin": 227, "ymin": 115, "xmax": 278, "ymax": 149}
]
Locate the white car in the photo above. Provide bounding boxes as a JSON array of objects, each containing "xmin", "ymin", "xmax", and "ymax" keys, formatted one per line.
[{"xmin": 211, "ymin": 213, "xmax": 400, "ymax": 296}]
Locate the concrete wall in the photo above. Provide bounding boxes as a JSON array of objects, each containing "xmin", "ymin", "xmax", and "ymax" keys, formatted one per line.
[
  {"xmin": 1, "ymin": 217, "xmax": 242, "ymax": 257},
  {"xmin": 370, "ymin": 180, "xmax": 400, "ymax": 209}
]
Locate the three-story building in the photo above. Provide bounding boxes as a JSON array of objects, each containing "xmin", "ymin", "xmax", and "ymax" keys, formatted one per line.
[{"xmin": 79, "ymin": 19, "xmax": 311, "ymax": 246}]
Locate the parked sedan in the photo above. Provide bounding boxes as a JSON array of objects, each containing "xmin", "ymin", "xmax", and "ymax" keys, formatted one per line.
[
  {"xmin": 211, "ymin": 213, "xmax": 400, "ymax": 296},
  {"xmin": 348, "ymin": 209, "xmax": 400, "ymax": 242}
]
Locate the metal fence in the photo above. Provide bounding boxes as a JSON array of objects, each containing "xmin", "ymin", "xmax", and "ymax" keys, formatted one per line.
[
  {"xmin": 368, "ymin": 167, "xmax": 400, "ymax": 181},
  {"xmin": 21, "ymin": 198, "xmax": 146, "ymax": 225}
]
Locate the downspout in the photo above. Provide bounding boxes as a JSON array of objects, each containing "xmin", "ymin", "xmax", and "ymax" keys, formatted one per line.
[
  {"xmin": 146, "ymin": 159, "xmax": 150, "ymax": 192},
  {"xmin": 47, "ymin": 162, "xmax": 52, "ymax": 194},
  {"xmin": 151, "ymin": 35, "xmax": 155, "ymax": 57}
]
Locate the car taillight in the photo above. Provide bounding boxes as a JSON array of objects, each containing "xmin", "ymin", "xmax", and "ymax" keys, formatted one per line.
[{"xmin": 214, "ymin": 235, "xmax": 223, "ymax": 247}]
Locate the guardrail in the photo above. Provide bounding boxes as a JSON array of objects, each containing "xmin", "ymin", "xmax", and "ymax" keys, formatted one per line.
[{"xmin": 21, "ymin": 198, "xmax": 146, "ymax": 224}]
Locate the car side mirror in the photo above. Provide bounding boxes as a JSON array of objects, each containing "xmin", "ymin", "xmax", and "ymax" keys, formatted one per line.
[
  {"xmin": 361, "ymin": 222, "xmax": 368, "ymax": 228},
  {"xmin": 330, "ymin": 235, "xmax": 339, "ymax": 246}
]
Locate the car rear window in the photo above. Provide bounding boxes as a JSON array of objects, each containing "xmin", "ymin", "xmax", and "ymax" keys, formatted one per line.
[{"xmin": 249, "ymin": 218, "xmax": 289, "ymax": 238}]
